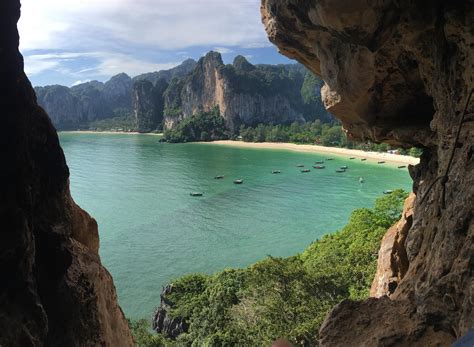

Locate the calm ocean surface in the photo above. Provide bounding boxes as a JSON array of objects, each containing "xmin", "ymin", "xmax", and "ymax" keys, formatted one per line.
[{"xmin": 59, "ymin": 133, "xmax": 412, "ymax": 319}]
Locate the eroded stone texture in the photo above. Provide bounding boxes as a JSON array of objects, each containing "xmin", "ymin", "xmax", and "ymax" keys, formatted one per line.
[
  {"xmin": 371, "ymin": 193, "xmax": 415, "ymax": 298},
  {"xmin": 0, "ymin": 1, "xmax": 133, "ymax": 345},
  {"xmin": 262, "ymin": 0, "xmax": 473, "ymax": 345}
]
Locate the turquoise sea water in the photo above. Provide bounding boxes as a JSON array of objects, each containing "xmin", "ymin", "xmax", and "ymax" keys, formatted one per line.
[{"xmin": 59, "ymin": 133, "xmax": 412, "ymax": 319}]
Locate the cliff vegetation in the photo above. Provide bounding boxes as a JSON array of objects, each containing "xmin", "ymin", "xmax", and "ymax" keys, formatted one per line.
[
  {"xmin": 161, "ymin": 107, "xmax": 230, "ymax": 143},
  {"xmin": 131, "ymin": 190, "xmax": 408, "ymax": 346}
]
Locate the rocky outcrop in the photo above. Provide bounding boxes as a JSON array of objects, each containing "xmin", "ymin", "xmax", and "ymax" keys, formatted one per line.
[
  {"xmin": 165, "ymin": 51, "xmax": 308, "ymax": 131},
  {"xmin": 152, "ymin": 284, "xmax": 189, "ymax": 339},
  {"xmin": 0, "ymin": 1, "xmax": 133, "ymax": 345},
  {"xmin": 35, "ymin": 52, "xmax": 331, "ymax": 132},
  {"xmin": 370, "ymin": 193, "xmax": 415, "ymax": 298},
  {"xmin": 35, "ymin": 59, "xmax": 197, "ymax": 131},
  {"xmin": 35, "ymin": 75, "xmax": 132, "ymax": 130},
  {"xmin": 34, "ymin": 85, "xmax": 86, "ymax": 129},
  {"xmin": 102, "ymin": 73, "xmax": 133, "ymax": 111},
  {"xmin": 262, "ymin": 0, "xmax": 473, "ymax": 345},
  {"xmin": 133, "ymin": 78, "xmax": 168, "ymax": 132}
]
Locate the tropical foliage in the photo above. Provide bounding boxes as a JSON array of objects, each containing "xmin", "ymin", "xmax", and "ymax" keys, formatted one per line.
[
  {"xmin": 239, "ymin": 121, "xmax": 423, "ymax": 156},
  {"xmin": 162, "ymin": 107, "xmax": 230, "ymax": 143},
  {"xmin": 130, "ymin": 190, "xmax": 408, "ymax": 346}
]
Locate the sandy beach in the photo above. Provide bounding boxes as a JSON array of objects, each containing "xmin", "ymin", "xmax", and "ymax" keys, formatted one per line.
[
  {"xmin": 60, "ymin": 130, "xmax": 163, "ymax": 136},
  {"xmin": 207, "ymin": 140, "xmax": 420, "ymax": 165},
  {"xmin": 60, "ymin": 132, "xmax": 419, "ymax": 165}
]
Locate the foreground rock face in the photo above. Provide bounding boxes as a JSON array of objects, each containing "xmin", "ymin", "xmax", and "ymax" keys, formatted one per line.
[
  {"xmin": 262, "ymin": 0, "xmax": 473, "ymax": 345},
  {"xmin": 0, "ymin": 1, "xmax": 133, "ymax": 345},
  {"xmin": 370, "ymin": 193, "xmax": 415, "ymax": 297}
]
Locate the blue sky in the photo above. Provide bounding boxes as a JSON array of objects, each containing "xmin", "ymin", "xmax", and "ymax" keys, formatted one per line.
[{"xmin": 18, "ymin": 0, "xmax": 294, "ymax": 87}]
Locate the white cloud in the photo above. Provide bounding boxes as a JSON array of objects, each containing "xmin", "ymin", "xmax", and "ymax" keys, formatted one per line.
[
  {"xmin": 23, "ymin": 50, "xmax": 180, "ymax": 80},
  {"xmin": 23, "ymin": 52, "xmax": 91, "ymax": 75},
  {"xmin": 18, "ymin": 0, "xmax": 270, "ymax": 52},
  {"xmin": 91, "ymin": 53, "xmax": 180, "ymax": 77},
  {"xmin": 213, "ymin": 47, "xmax": 234, "ymax": 54},
  {"xmin": 71, "ymin": 79, "xmax": 91, "ymax": 87}
]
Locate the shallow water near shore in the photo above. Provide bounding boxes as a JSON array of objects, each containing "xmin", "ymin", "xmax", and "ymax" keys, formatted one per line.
[{"xmin": 59, "ymin": 132, "xmax": 412, "ymax": 319}]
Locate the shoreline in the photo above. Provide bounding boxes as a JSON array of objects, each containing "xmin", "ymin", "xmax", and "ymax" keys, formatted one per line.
[
  {"xmin": 59, "ymin": 130, "xmax": 163, "ymax": 136},
  {"xmin": 205, "ymin": 140, "xmax": 420, "ymax": 165},
  {"xmin": 59, "ymin": 131, "xmax": 419, "ymax": 165}
]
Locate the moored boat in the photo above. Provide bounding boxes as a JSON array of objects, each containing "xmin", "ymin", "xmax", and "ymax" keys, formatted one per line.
[
  {"xmin": 361, "ymin": 158, "xmax": 367, "ymax": 161},
  {"xmin": 383, "ymin": 190, "xmax": 393, "ymax": 194},
  {"xmin": 340, "ymin": 165, "xmax": 348, "ymax": 169},
  {"xmin": 233, "ymin": 179, "xmax": 244, "ymax": 184},
  {"xmin": 313, "ymin": 165, "xmax": 325, "ymax": 169},
  {"xmin": 301, "ymin": 169, "xmax": 311, "ymax": 173},
  {"xmin": 214, "ymin": 175, "xmax": 224, "ymax": 179},
  {"xmin": 359, "ymin": 177, "xmax": 364, "ymax": 183},
  {"xmin": 296, "ymin": 164, "xmax": 305, "ymax": 167},
  {"xmin": 326, "ymin": 158, "xmax": 334, "ymax": 161},
  {"xmin": 378, "ymin": 161, "xmax": 386, "ymax": 164},
  {"xmin": 335, "ymin": 169, "xmax": 346, "ymax": 173},
  {"xmin": 397, "ymin": 165, "xmax": 407, "ymax": 169},
  {"xmin": 190, "ymin": 192, "xmax": 203, "ymax": 197},
  {"xmin": 349, "ymin": 157, "xmax": 355, "ymax": 159},
  {"xmin": 272, "ymin": 170, "xmax": 281, "ymax": 174},
  {"xmin": 314, "ymin": 161, "xmax": 324, "ymax": 164}
]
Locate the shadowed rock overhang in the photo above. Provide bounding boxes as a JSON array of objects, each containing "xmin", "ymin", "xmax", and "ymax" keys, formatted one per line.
[{"xmin": 261, "ymin": 0, "xmax": 473, "ymax": 345}]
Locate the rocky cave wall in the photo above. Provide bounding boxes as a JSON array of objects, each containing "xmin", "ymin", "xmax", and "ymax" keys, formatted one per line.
[
  {"xmin": 261, "ymin": 0, "xmax": 473, "ymax": 345},
  {"xmin": 0, "ymin": 1, "xmax": 133, "ymax": 345}
]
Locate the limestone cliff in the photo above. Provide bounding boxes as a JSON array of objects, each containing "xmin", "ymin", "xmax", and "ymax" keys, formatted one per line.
[
  {"xmin": 35, "ymin": 60, "xmax": 196, "ymax": 131},
  {"xmin": 133, "ymin": 78, "xmax": 168, "ymax": 132},
  {"xmin": 34, "ymin": 84, "xmax": 87, "ymax": 129},
  {"xmin": 35, "ymin": 51, "xmax": 331, "ymax": 132},
  {"xmin": 164, "ymin": 51, "xmax": 307, "ymax": 131},
  {"xmin": 35, "ymin": 75, "xmax": 132, "ymax": 130},
  {"xmin": 0, "ymin": 1, "xmax": 133, "ymax": 345},
  {"xmin": 261, "ymin": 0, "xmax": 473, "ymax": 345}
]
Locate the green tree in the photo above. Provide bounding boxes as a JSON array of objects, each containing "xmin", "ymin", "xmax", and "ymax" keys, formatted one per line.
[
  {"xmin": 409, "ymin": 147, "xmax": 423, "ymax": 157},
  {"xmin": 144, "ymin": 190, "xmax": 409, "ymax": 345}
]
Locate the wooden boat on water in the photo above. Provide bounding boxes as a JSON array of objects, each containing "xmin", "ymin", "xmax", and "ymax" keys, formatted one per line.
[
  {"xmin": 383, "ymin": 190, "xmax": 393, "ymax": 194},
  {"xmin": 313, "ymin": 165, "xmax": 325, "ymax": 169},
  {"xmin": 398, "ymin": 165, "xmax": 407, "ymax": 169},
  {"xmin": 233, "ymin": 179, "xmax": 244, "ymax": 184},
  {"xmin": 349, "ymin": 157, "xmax": 355, "ymax": 160},
  {"xmin": 378, "ymin": 161, "xmax": 386, "ymax": 164},
  {"xmin": 301, "ymin": 169, "xmax": 311, "ymax": 173},
  {"xmin": 272, "ymin": 170, "xmax": 281, "ymax": 174},
  {"xmin": 315, "ymin": 161, "xmax": 324, "ymax": 164},
  {"xmin": 190, "ymin": 192, "xmax": 203, "ymax": 197},
  {"xmin": 340, "ymin": 165, "xmax": 348, "ymax": 169},
  {"xmin": 335, "ymin": 169, "xmax": 346, "ymax": 173},
  {"xmin": 214, "ymin": 175, "xmax": 224, "ymax": 179},
  {"xmin": 296, "ymin": 164, "xmax": 305, "ymax": 167},
  {"xmin": 361, "ymin": 158, "xmax": 367, "ymax": 161}
]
